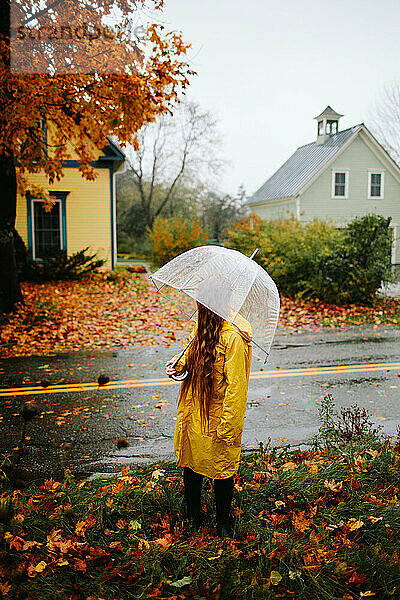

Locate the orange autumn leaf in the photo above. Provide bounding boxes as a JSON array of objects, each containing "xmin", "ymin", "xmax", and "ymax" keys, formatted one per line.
[
  {"xmin": 324, "ymin": 479, "xmax": 344, "ymax": 492},
  {"xmin": 292, "ymin": 511, "xmax": 313, "ymax": 533},
  {"xmin": 42, "ymin": 478, "xmax": 62, "ymax": 493},
  {"xmin": 75, "ymin": 514, "xmax": 97, "ymax": 537},
  {"xmin": 116, "ymin": 519, "xmax": 127, "ymax": 529},
  {"xmin": 0, "ymin": 581, "xmax": 11, "ymax": 596},
  {"xmin": 73, "ymin": 558, "xmax": 87, "ymax": 573},
  {"xmin": 353, "ymin": 455, "xmax": 369, "ymax": 473},
  {"xmin": 8, "ymin": 536, "xmax": 25, "ymax": 551},
  {"xmin": 348, "ymin": 571, "xmax": 368, "ymax": 585},
  {"xmin": 47, "ymin": 529, "xmax": 74, "ymax": 554},
  {"xmin": 34, "ymin": 561, "xmax": 47, "ymax": 573},
  {"xmin": 347, "ymin": 518, "xmax": 364, "ymax": 531},
  {"xmin": 282, "ymin": 461, "xmax": 297, "ymax": 472},
  {"xmin": 154, "ymin": 534, "xmax": 173, "ymax": 549},
  {"xmin": 22, "ymin": 539, "xmax": 43, "ymax": 551}
]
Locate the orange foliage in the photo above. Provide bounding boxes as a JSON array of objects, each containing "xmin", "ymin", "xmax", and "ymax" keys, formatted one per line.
[
  {"xmin": 150, "ymin": 216, "xmax": 208, "ymax": 266},
  {"xmin": 0, "ymin": 272, "xmax": 192, "ymax": 358},
  {"xmin": 0, "ymin": 272, "xmax": 399, "ymax": 358},
  {"xmin": 0, "ymin": 0, "xmax": 194, "ymax": 202}
]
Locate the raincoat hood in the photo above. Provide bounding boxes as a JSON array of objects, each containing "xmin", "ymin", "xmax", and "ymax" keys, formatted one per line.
[{"xmin": 227, "ymin": 313, "xmax": 252, "ymax": 343}]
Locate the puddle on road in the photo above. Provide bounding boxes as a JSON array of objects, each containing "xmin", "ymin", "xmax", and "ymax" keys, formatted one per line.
[{"xmin": 274, "ymin": 336, "xmax": 398, "ymax": 351}]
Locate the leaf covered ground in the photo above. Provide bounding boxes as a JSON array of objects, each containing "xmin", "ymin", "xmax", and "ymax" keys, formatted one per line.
[
  {"xmin": 2, "ymin": 434, "xmax": 400, "ymax": 599},
  {"xmin": 1, "ymin": 273, "xmax": 399, "ymax": 358}
]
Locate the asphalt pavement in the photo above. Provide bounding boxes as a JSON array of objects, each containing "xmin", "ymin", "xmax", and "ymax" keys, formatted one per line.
[{"xmin": 1, "ymin": 324, "xmax": 399, "ymax": 481}]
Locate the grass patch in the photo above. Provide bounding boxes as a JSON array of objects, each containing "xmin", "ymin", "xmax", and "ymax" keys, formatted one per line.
[{"xmin": 2, "ymin": 425, "xmax": 400, "ymax": 599}]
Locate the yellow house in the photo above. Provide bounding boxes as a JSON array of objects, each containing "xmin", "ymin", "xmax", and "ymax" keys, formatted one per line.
[{"xmin": 15, "ymin": 124, "xmax": 125, "ymax": 270}]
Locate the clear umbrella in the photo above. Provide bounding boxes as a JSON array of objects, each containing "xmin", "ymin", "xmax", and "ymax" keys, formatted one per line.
[{"xmin": 149, "ymin": 245, "xmax": 280, "ymax": 368}]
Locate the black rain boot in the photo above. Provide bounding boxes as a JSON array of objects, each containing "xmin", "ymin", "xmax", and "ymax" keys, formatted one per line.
[
  {"xmin": 183, "ymin": 467, "xmax": 203, "ymax": 531},
  {"xmin": 214, "ymin": 476, "xmax": 234, "ymax": 538}
]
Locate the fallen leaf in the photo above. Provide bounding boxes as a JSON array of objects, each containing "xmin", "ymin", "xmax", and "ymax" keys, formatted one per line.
[
  {"xmin": 324, "ymin": 479, "xmax": 344, "ymax": 492},
  {"xmin": 282, "ymin": 462, "xmax": 297, "ymax": 471},
  {"xmin": 0, "ymin": 581, "xmax": 11, "ymax": 596},
  {"xmin": 347, "ymin": 518, "xmax": 364, "ymax": 531},
  {"xmin": 34, "ymin": 561, "xmax": 47, "ymax": 573},
  {"xmin": 169, "ymin": 576, "xmax": 192, "ymax": 588},
  {"xmin": 270, "ymin": 571, "xmax": 282, "ymax": 585}
]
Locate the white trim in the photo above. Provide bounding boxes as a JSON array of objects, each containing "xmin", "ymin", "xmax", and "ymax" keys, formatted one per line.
[
  {"xmin": 246, "ymin": 195, "xmax": 295, "ymax": 208},
  {"xmin": 331, "ymin": 169, "xmax": 349, "ymax": 199},
  {"xmin": 295, "ymin": 196, "xmax": 300, "ymax": 219},
  {"xmin": 359, "ymin": 126, "xmax": 400, "ymax": 185},
  {"xmin": 250, "ymin": 123, "xmax": 400, "ymax": 207},
  {"xmin": 299, "ymin": 123, "xmax": 400, "ymax": 199},
  {"xmin": 31, "ymin": 198, "xmax": 63, "ymax": 261},
  {"xmin": 390, "ymin": 224, "xmax": 398, "ymax": 264},
  {"xmin": 367, "ymin": 169, "xmax": 385, "ymax": 200},
  {"xmin": 112, "ymin": 170, "xmax": 117, "ymax": 269}
]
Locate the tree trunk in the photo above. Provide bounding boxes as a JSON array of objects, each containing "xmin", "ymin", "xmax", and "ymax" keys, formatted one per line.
[
  {"xmin": 0, "ymin": 154, "xmax": 23, "ymax": 312},
  {"xmin": 0, "ymin": 0, "xmax": 23, "ymax": 312}
]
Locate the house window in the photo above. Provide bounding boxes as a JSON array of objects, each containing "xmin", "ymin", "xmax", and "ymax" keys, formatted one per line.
[
  {"xmin": 332, "ymin": 170, "xmax": 348, "ymax": 198},
  {"xmin": 32, "ymin": 200, "xmax": 62, "ymax": 259},
  {"xmin": 27, "ymin": 191, "xmax": 68, "ymax": 260},
  {"xmin": 368, "ymin": 171, "xmax": 384, "ymax": 199}
]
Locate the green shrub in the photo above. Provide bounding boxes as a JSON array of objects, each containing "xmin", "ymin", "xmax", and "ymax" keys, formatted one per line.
[
  {"xmin": 315, "ymin": 214, "xmax": 394, "ymax": 305},
  {"xmin": 21, "ymin": 247, "xmax": 106, "ymax": 281},
  {"xmin": 226, "ymin": 214, "xmax": 393, "ymax": 305},
  {"xmin": 149, "ymin": 215, "xmax": 208, "ymax": 266},
  {"xmin": 117, "ymin": 234, "xmax": 152, "ymax": 257},
  {"xmin": 226, "ymin": 215, "xmax": 341, "ymax": 298}
]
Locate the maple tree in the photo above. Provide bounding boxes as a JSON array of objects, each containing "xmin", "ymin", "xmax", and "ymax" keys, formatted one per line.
[{"xmin": 0, "ymin": 0, "xmax": 194, "ymax": 312}]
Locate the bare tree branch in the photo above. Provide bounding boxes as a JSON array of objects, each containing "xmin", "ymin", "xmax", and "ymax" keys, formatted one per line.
[
  {"xmin": 124, "ymin": 100, "xmax": 225, "ymax": 227},
  {"xmin": 370, "ymin": 82, "xmax": 400, "ymax": 165}
]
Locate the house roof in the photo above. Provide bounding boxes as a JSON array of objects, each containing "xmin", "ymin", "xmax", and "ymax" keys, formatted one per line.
[
  {"xmin": 247, "ymin": 125, "xmax": 361, "ymax": 205},
  {"xmin": 95, "ymin": 136, "xmax": 125, "ymax": 172},
  {"xmin": 105, "ymin": 136, "xmax": 125, "ymax": 161},
  {"xmin": 314, "ymin": 105, "xmax": 344, "ymax": 120}
]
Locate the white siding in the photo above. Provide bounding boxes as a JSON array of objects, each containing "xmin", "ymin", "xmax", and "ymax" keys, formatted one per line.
[{"xmin": 299, "ymin": 134, "xmax": 400, "ymax": 264}]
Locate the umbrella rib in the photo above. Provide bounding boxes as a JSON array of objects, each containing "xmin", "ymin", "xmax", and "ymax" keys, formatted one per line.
[
  {"xmin": 231, "ymin": 264, "xmax": 259, "ymax": 323},
  {"xmin": 157, "ymin": 289, "xmax": 195, "ymax": 321}
]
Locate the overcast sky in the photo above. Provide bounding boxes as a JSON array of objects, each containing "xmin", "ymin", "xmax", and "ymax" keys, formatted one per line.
[{"xmin": 156, "ymin": 0, "xmax": 400, "ymax": 198}]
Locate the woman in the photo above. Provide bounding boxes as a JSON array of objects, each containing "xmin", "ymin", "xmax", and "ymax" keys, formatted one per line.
[{"xmin": 165, "ymin": 302, "xmax": 252, "ymax": 538}]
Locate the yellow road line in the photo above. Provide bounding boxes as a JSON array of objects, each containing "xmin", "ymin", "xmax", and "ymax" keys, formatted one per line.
[
  {"xmin": 4, "ymin": 361, "xmax": 400, "ymax": 393},
  {"xmin": 0, "ymin": 362, "xmax": 399, "ymax": 398}
]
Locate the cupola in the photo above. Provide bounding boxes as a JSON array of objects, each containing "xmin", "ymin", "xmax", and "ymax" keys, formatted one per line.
[{"xmin": 314, "ymin": 106, "xmax": 343, "ymax": 145}]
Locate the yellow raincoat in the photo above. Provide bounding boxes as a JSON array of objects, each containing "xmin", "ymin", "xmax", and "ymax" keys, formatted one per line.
[{"xmin": 173, "ymin": 315, "xmax": 252, "ymax": 479}]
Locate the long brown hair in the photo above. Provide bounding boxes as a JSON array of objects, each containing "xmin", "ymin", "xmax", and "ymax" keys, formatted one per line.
[{"xmin": 181, "ymin": 302, "xmax": 224, "ymax": 432}]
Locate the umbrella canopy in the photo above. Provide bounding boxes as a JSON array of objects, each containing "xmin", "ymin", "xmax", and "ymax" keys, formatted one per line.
[{"xmin": 150, "ymin": 245, "xmax": 280, "ymax": 361}]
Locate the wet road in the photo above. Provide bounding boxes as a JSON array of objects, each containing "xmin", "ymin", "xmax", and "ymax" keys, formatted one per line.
[{"xmin": 1, "ymin": 324, "xmax": 399, "ymax": 480}]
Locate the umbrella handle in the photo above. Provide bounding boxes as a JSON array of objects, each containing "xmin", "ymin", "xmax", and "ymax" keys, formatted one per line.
[
  {"xmin": 171, "ymin": 370, "xmax": 189, "ymax": 382},
  {"xmin": 168, "ymin": 338, "xmax": 193, "ymax": 382}
]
